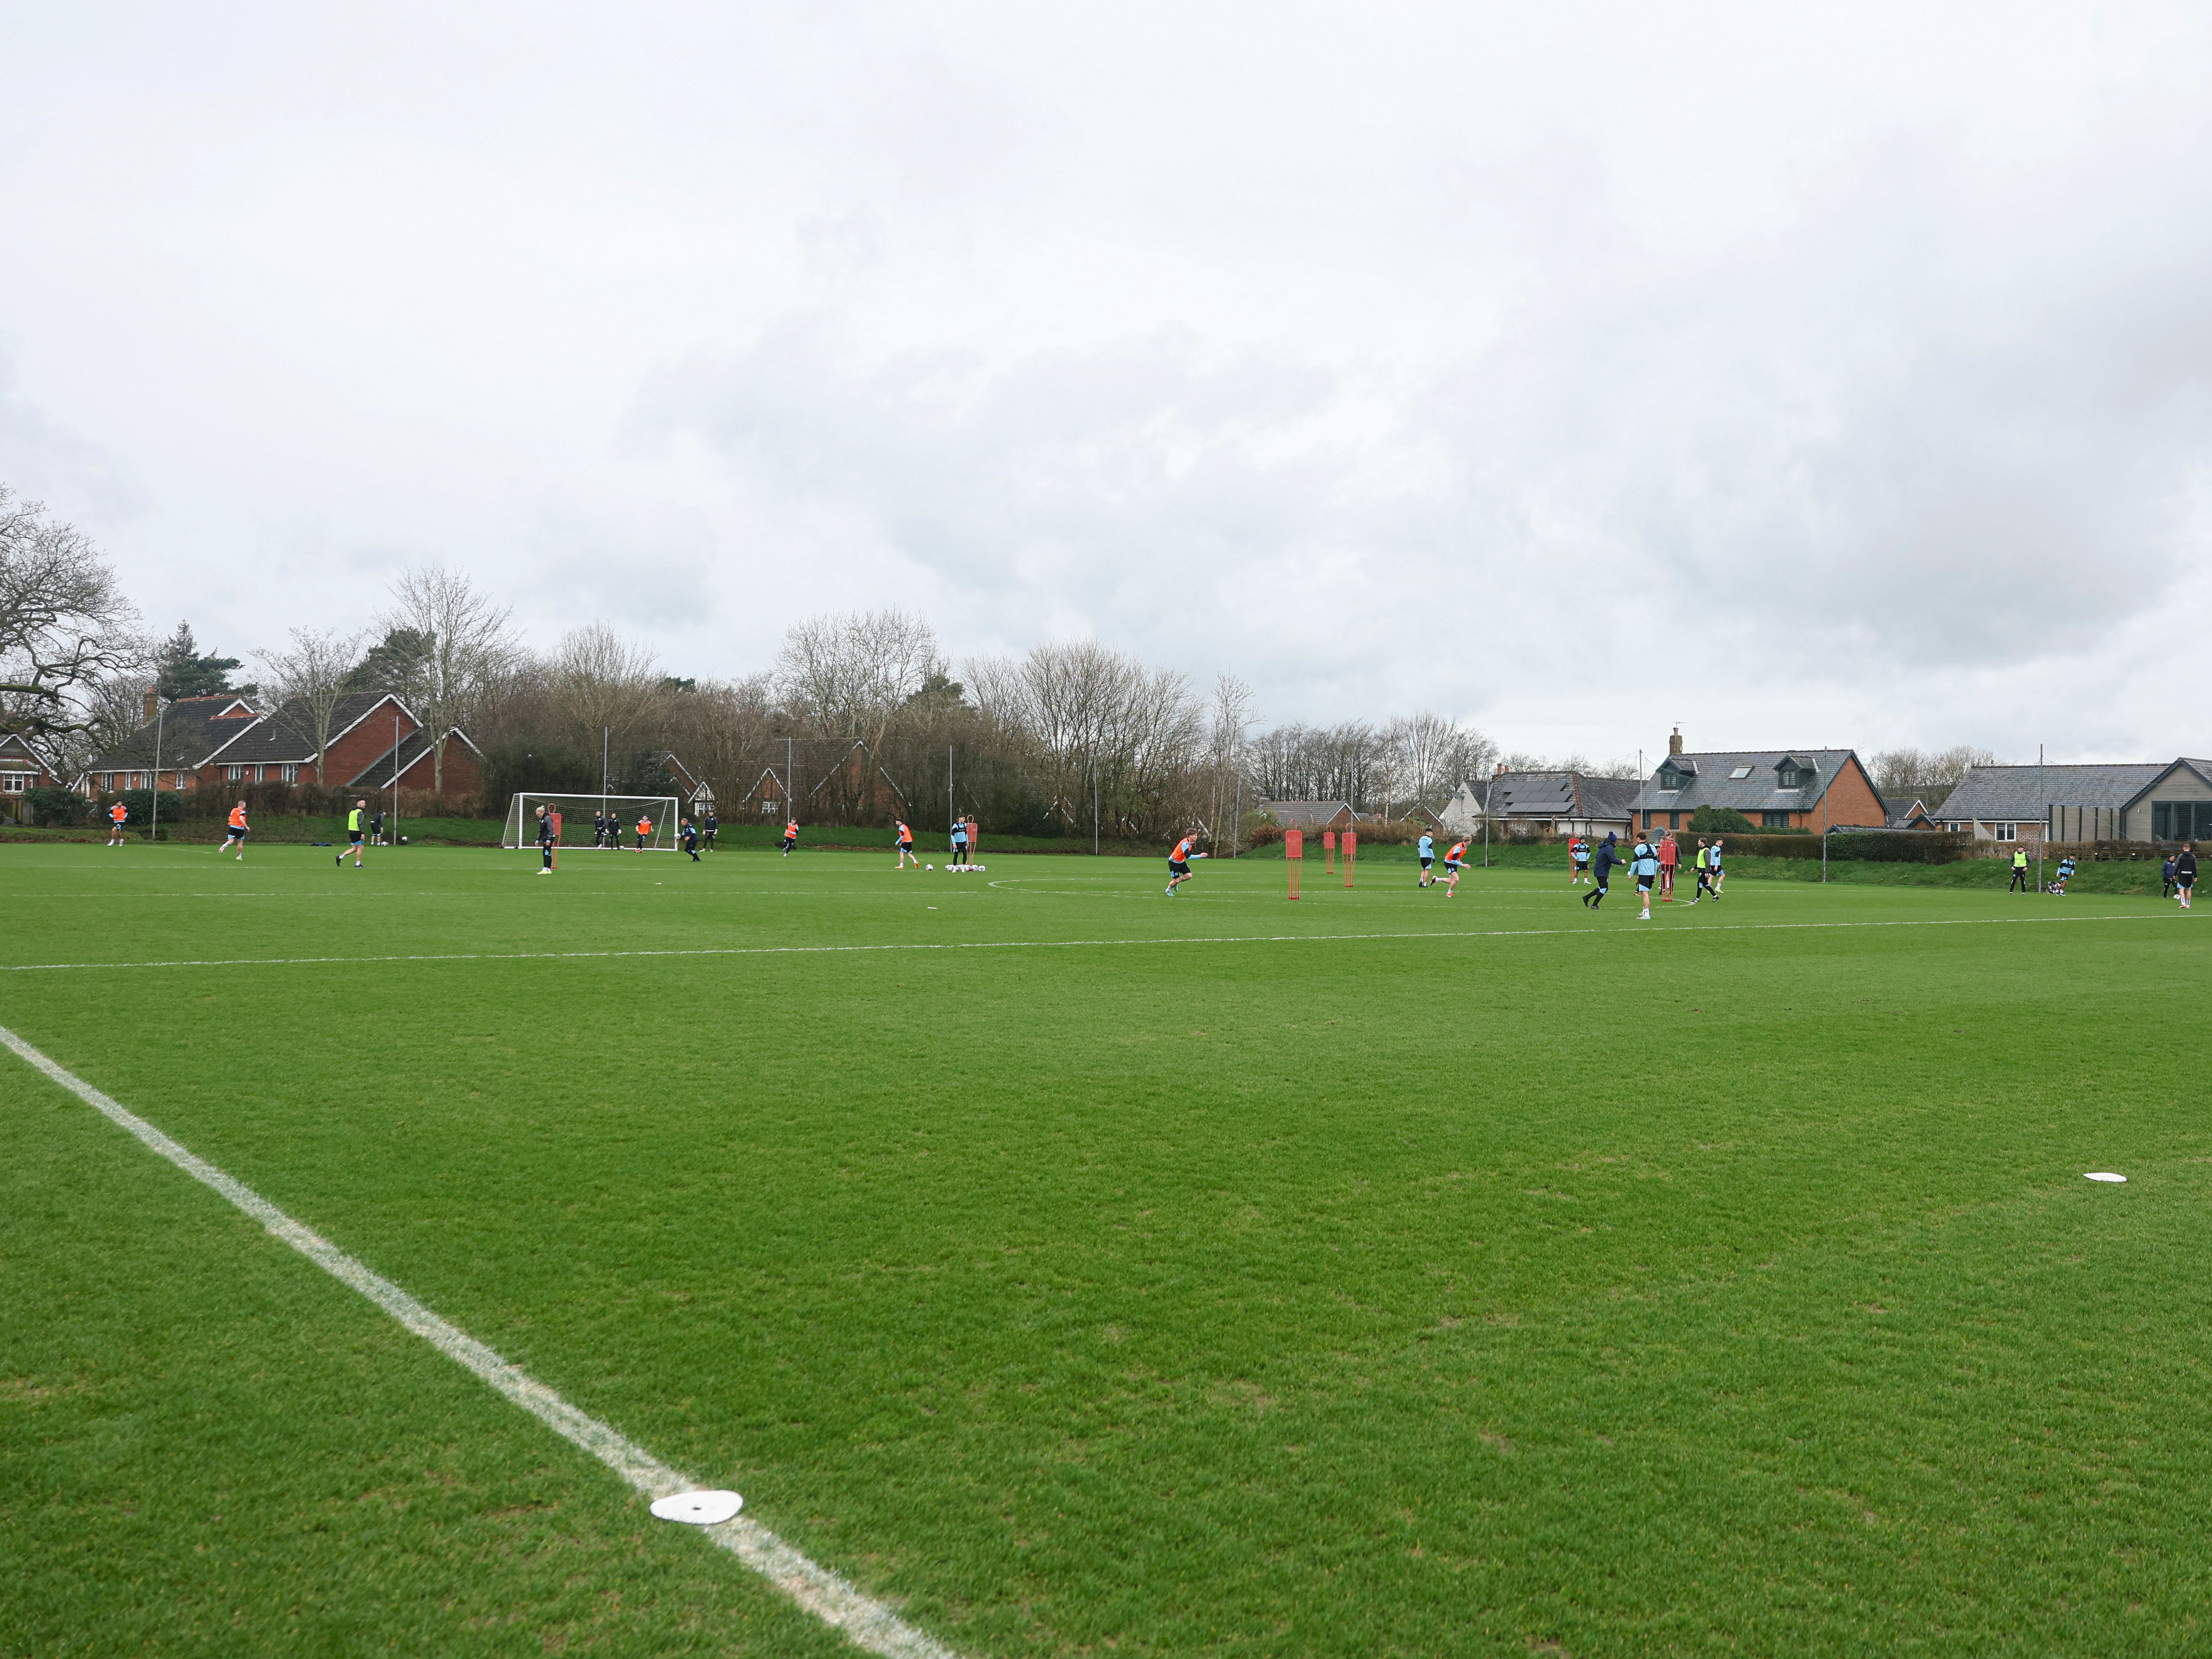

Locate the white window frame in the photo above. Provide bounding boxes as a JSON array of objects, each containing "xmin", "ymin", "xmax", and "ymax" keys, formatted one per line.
[
  {"xmin": 1995, "ymin": 823, "xmax": 2017, "ymax": 841},
  {"xmin": 280, "ymin": 764, "xmax": 299, "ymax": 783},
  {"xmin": 0, "ymin": 772, "xmax": 26, "ymax": 793},
  {"xmin": 225, "ymin": 764, "xmax": 245, "ymax": 782}
]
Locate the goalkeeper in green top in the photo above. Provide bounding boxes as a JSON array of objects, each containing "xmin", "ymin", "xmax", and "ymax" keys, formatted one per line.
[{"xmin": 336, "ymin": 800, "xmax": 367, "ymax": 868}]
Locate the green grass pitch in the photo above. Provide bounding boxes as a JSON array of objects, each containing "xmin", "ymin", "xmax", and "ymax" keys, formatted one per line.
[{"xmin": 4, "ymin": 842, "xmax": 2209, "ymax": 1655}]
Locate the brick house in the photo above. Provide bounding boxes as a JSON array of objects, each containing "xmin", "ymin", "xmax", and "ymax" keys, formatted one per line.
[
  {"xmin": 79, "ymin": 694, "xmax": 261, "ymax": 794},
  {"xmin": 79, "ymin": 691, "xmax": 482, "ymax": 800},
  {"xmin": 1631, "ymin": 732, "xmax": 1887, "ymax": 834},
  {"xmin": 0, "ymin": 732, "xmax": 63, "ymax": 820}
]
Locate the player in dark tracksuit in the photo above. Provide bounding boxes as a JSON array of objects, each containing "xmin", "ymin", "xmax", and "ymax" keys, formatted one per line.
[
  {"xmin": 1581, "ymin": 832, "xmax": 1623, "ymax": 909},
  {"xmin": 2176, "ymin": 847, "xmax": 2198, "ymax": 911},
  {"xmin": 682, "ymin": 818, "xmax": 700, "ymax": 861},
  {"xmin": 535, "ymin": 804, "xmax": 556, "ymax": 873},
  {"xmin": 702, "ymin": 808, "xmax": 718, "ymax": 851}
]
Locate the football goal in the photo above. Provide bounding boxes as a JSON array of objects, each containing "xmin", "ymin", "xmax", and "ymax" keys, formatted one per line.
[{"xmin": 503, "ymin": 793, "xmax": 682, "ymax": 852}]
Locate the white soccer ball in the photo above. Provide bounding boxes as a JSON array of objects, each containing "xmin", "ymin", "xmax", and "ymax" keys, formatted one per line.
[
  {"xmin": 926, "ymin": 863, "xmax": 934, "ymax": 869},
  {"xmin": 976, "ymin": 864, "xmax": 986, "ymax": 871}
]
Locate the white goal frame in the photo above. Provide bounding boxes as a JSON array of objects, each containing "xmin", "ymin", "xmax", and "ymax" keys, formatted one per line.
[{"xmin": 504, "ymin": 793, "xmax": 682, "ymax": 851}]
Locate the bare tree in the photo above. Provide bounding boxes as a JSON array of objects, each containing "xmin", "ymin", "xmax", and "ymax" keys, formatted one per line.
[
  {"xmin": 1209, "ymin": 674, "xmax": 1254, "ymax": 840},
  {"xmin": 381, "ymin": 565, "xmax": 522, "ymax": 796},
  {"xmin": 546, "ymin": 623, "xmax": 663, "ymax": 762},
  {"xmin": 777, "ymin": 610, "xmax": 943, "ymax": 818},
  {"xmin": 970, "ymin": 641, "xmax": 1203, "ymax": 836},
  {"xmin": 777, "ymin": 609, "xmax": 941, "ymax": 748},
  {"xmin": 0, "ymin": 486, "xmax": 143, "ymax": 748},
  {"xmin": 1870, "ymin": 745, "xmax": 1998, "ymax": 808},
  {"xmin": 258, "ymin": 626, "xmax": 366, "ymax": 784}
]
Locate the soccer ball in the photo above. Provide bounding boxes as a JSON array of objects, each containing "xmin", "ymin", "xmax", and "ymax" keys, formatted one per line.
[
  {"xmin": 398, "ymin": 835, "xmax": 408, "ymax": 844},
  {"xmin": 976, "ymin": 864, "xmax": 986, "ymax": 871},
  {"xmin": 927, "ymin": 863, "xmax": 934, "ymax": 870}
]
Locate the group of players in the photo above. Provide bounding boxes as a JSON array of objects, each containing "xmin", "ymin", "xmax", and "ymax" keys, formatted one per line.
[
  {"xmin": 187, "ymin": 799, "xmax": 2208, "ymax": 913},
  {"xmin": 532, "ymin": 804, "xmax": 727, "ymax": 870},
  {"xmin": 893, "ymin": 815, "xmax": 983, "ymax": 870},
  {"xmin": 139, "ymin": 796, "xmax": 390, "ymax": 864}
]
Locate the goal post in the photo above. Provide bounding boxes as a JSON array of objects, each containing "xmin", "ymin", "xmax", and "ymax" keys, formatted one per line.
[{"xmin": 503, "ymin": 793, "xmax": 682, "ymax": 851}]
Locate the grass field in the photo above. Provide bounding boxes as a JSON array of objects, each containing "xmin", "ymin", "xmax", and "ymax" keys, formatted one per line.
[{"xmin": 5, "ymin": 842, "xmax": 2210, "ymax": 1656}]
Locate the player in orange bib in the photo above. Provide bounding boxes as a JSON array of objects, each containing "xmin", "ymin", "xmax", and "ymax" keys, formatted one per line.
[
  {"xmin": 781, "ymin": 818, "xmax": 799, "ymax": 857},
  {"xmin": 1165, "ymin": 832, "xmax": 1205, "ymax": 896},
  {"xmin": 894, "ymin": 819, "xmax": 922, "ymax": 868},
  {"xmin": 1442, "ymin": 839, "xmax": 1469, "ymax": 897},
  {"xmin": 221, "ymin": 800, "xmax": 249, "ymax": 860},
  {"xmin": 634, "ymin": 813, "xmax": 653, "ymax": 850},
  {"xmin": 107, "ymin": 799, "xmax": 128, "ymax": 846}
]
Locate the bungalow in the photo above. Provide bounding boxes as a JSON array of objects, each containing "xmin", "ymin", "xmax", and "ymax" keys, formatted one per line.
[
  {"xmin": 2124, "ymin": 759, "xmax": 2212, "ymax": 842},
  {"xmin": 1934, "ymin": 759, "xmax": 2212, "ymax": 843},
  {"xmin": 1479, "ymin": 770, "xmax": 1640, "ymax": 839},
  {"xmin": 1631, "ymin": 733, "xmax": 1886, "ymax": 835},
  {"xmin": 1261, "ymin": 799, "xmax": 1357, "ymax": 834}
]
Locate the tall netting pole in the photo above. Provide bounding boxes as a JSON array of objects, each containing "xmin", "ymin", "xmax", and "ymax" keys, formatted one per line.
[
  {"xmin": 1286, "ymin": 829, "xmax": 1303, "ymax": 900},
  {"xmin": 1342, "ymin": 829, "xmax": 1357, "ymax": 887}
]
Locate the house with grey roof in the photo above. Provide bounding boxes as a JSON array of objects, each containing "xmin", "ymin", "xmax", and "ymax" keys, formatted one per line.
[
  {"xmin": 1935, "ymin": 759, "xmax": 2212, "ymax": 843},
  {"xmin": 1260, "ymin": 799, "xmax": 1357, "ymax": 833},
  {"xmin": 1630, "ymin": 732, "xmax": 1887, "ymax": 834},
  {"xmin": 1476, "ymin": 770, "xmax": 1640, "ymax": 838},
  {"xmin": 79, "ymin": 694, "xmax": 263, "ymax": 795},
  {"xmin": 78, "ymin": 689, "xmax": 484, "ymax": 800}
]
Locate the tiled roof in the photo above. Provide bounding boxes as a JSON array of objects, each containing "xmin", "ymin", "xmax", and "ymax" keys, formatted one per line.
[
  {"xmin": 1934, "ymin": 763, "xmax": 2164, "ymax": 822},
  {"xmin": 82, "ymin": 696, "xmax": 261, "ymax": 771},
  {"xmin": 0, "ymin": 732, "xmax": 59, "ymax": 774},
  {"xmin": 216, "ymin": 693, "xmax": 410, "ymax": 764},
  {"xmin": 1488, "ymin": 771, "xmax": 1639, "ymax": 821},
  {"xmin": 1633, "ymin": 749, "xmax": 1865, "ymax": 814}
]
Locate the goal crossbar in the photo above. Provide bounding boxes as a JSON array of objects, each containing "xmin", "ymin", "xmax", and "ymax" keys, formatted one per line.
[{"xmin": 504, "ymin": 792, "xmax": 683, "ymax": 851}]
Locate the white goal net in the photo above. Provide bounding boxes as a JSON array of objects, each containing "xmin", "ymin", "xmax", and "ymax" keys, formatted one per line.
[{"xmin": 503, "ymin": 793, "xmax": 682, "ymax": 852}]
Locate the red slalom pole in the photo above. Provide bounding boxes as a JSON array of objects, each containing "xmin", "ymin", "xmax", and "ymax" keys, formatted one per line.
[
  {"xmin": 1286, "ymin": 829, "xmax": 1303, "ymax": 899},
  {"xmin": 1342, "ymin": 829, "xmax": 1357, "ymax": 887}
]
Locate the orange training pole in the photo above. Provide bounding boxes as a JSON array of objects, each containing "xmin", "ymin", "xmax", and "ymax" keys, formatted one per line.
[
  {"xmin": 1286, "ymin": 829, "xmax": 1303, "ymax": 900},
  {"xmin": 1323, "ymin": 829, "xmax": 1335, "ymax": 873},
  {"xmin": 1342, "ymin": 829, "xmax": 1357, "ymax": 887}
]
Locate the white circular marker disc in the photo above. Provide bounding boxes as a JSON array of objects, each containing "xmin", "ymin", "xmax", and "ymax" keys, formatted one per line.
[
  {"xmin": 2084, "ymin": 1172, "xmax": 2127, "ymax": 1183},
  {"xmin": 650, "ymin": 1490, "xmax": 744, "ymax": 1526}
]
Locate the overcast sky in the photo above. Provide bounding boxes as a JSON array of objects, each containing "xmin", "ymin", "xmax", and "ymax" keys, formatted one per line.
[{"xmin": 3, "ymin": 3, "xmax": 2208, "ymax": 764}]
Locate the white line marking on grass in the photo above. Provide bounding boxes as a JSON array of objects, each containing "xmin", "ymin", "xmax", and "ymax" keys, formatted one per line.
[
  {"xmin": 0, "ymin": 1023, "xmax": 959, "ymax": 1659},
  {"xmin": 0, "ymin": 909, "xmax": 2184, "ymax": 974}
]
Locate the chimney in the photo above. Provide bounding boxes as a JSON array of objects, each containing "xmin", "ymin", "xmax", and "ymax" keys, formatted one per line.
[
  {"xmin": 143, "ymin": 690, "xmax": 159, "ymax": 723},
  {"xmin": 1668, "ymin": 727, "xmax": 1683, "ymax": 757}
]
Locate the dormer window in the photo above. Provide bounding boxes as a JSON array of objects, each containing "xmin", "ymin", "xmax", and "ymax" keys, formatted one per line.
[
  {"xmin": 1656, "ymin": 766, "xmax": 1687, "ymax": 793},
  {"xmin": 1777, "ymin": 762, "xmax": 1816, "ymax": 789}
]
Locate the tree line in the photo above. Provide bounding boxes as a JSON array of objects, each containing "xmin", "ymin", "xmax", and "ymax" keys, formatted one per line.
[{"xmin": 0, "ymin": 483, "xmax": 2002, "ymax": 837}]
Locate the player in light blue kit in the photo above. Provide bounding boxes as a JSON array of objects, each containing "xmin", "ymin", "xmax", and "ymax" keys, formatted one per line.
[{"xmin": 1417, "ymin": 830, "xmax": 1436, "ymax": 887}]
